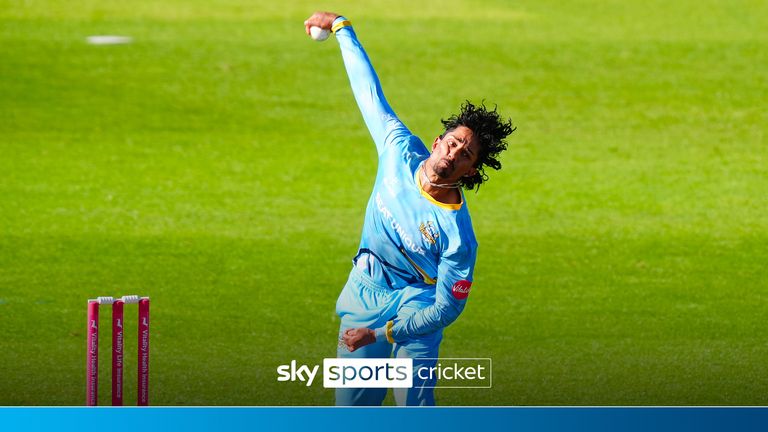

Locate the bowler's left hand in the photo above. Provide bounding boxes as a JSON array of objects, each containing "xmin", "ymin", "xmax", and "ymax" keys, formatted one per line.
[{"xmin": 343, "ymin": 328, "xmax": 376, "ymax": 352}]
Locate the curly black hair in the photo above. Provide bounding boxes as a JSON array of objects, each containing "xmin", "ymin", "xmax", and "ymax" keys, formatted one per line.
[{"xmin": 440, "ymin": 100, "xmax": 515, "ymax": 190}]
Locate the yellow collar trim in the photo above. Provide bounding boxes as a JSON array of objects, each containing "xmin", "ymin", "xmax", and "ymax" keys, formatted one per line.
[{"xmin": 415, "ymin": 164, "xmax": 463, "ymax": 211}]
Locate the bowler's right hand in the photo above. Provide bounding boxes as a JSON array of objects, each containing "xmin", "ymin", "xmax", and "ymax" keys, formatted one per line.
[{"xmin": 303, "ymin": 11, "xmax": 340, "ymax": 36}]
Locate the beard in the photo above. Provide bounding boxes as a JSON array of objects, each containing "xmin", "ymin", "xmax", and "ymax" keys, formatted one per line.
[{"xmin": 432, "ymin": 158, "xmax": 454, "ymax": 179}]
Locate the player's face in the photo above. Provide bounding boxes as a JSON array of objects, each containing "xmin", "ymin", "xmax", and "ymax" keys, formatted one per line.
[{"xmin": 430, "ymin": 126, "xmax": 480, "ymax": 182}]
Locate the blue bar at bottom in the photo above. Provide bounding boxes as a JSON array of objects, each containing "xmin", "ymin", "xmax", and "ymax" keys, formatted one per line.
[{"xmin": 0, "ymin": 407, "xmax": 766, "ymax": 432}]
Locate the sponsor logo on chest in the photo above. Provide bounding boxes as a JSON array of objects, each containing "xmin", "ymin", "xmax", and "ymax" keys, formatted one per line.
[{"xmin": 376, "ymin": 193, "xmax": 426, "ymax": 255}]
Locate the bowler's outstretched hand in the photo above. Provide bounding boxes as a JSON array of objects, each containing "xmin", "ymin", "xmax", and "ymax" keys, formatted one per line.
[
  {"xmin": 343, "ymin": 327, "xmax": 376, "ymax": 352},
  {"xmin": 303, "ymin": 11, "xmax": 339, "ymax": 36}
]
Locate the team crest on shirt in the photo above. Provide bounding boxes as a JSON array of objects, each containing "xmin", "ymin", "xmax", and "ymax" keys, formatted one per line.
[
  {"xmin": 451, "ymin": 280, "xmax": 472, "ymax": 300},
  {"xmin": 419, "ymin": 221, "xmax": 439, "ymax": 245}
]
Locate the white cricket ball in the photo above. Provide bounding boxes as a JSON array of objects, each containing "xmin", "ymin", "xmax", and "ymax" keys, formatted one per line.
[{"xmin": 310, "ymin": 26, "xmax": 330, "ymax": 42}]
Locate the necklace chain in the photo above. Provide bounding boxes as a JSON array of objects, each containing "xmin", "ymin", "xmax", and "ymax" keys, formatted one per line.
[{"xmin": 421, "ymin": 163, "xmax": 460, "ymax": 189}]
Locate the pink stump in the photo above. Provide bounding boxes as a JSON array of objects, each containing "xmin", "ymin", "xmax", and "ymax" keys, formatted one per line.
[
  {"xmin": 86, "ymin": 300, "xmax": 99, "ymax": 406},
  {"xmin": 138, "ymin": 297, "xmax": 150, "ymax": 406},
  {"xmin": 112, "ymin": 300, "xmax": 124, "ymax": 406}
]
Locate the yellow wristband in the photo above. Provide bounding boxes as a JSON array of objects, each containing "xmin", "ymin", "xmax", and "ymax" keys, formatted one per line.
[
  {"xmin": 385, "ymin": 320, "xmax": 395, "ymax": 344},
  {"xmin": 332, "ymin": 20, "xmax": 352, "ymax": 34}
]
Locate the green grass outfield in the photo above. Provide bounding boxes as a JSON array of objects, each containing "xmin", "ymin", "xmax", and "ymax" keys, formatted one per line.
[{"xmin": 1, "ymin": 0, "xmax": 766, "ymax": 405}]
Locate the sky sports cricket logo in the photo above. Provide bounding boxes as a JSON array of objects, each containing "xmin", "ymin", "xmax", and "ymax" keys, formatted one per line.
[{"xmin": 277, "ymin": 358, "xmax": 492, "ymax": 388}]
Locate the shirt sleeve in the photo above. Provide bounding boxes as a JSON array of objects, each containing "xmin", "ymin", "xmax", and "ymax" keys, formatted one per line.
[
  {"xmin": 385, "ymin": 243, "xmax": 477, "ymax": 342},
  {"xmin": 333, "ymin": 16, "xmax": 411, "ymax": 156}
]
